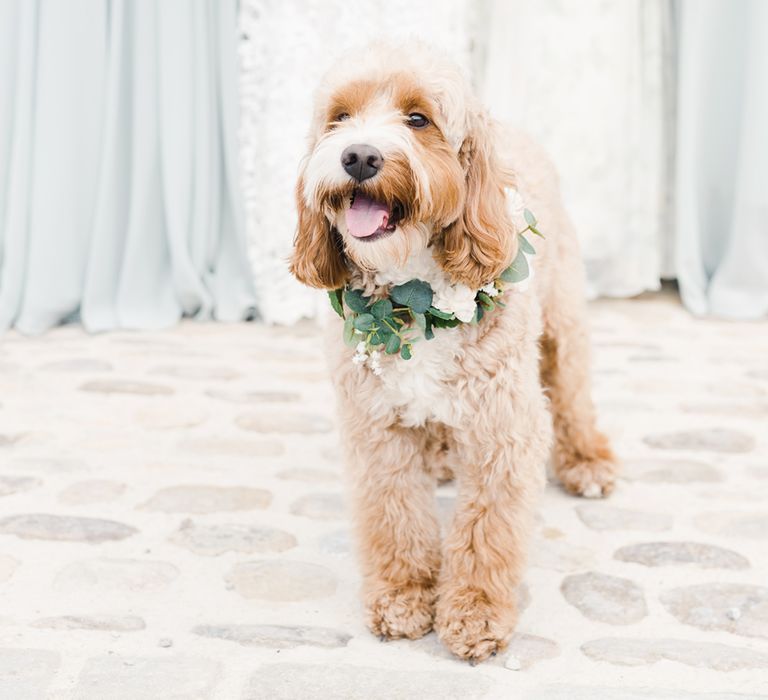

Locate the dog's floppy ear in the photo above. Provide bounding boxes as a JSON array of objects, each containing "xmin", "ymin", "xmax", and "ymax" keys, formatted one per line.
[
  {"xmin": 437, "ymin": 110, "xmax": 515, "ymax": 288},
  {"xmin": 289, "ymin": 176, "xmax": 348, "ymax": 289}
]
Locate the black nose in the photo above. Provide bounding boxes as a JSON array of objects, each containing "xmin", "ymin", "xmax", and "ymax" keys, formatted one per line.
[{"xmin": 341, "ymin": 144, "xmax": 383, "ymax": 182}]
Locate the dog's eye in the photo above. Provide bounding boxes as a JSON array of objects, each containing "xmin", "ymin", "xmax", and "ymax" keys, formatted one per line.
[
  {"xmin": 406, "ymin": 113, "xmax": 429, "ymax": 129},
  {"xmin": 335, "ymin": 112, "xmax": 350, "ymax": 122}
]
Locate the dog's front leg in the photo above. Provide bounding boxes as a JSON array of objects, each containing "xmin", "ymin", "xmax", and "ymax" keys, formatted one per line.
[
  {"xmin": 435, "ymin": 376, "xmax": 551, "ymax": 663},
  {"xmin": 346, "ymin": 422, "xmax": 441, "ymax": 641}
]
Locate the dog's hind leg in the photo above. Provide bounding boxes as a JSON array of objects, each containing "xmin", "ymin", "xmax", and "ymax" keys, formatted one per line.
[
  {"xmin": 539, "ymin": 232, "xmax": 619, "ymax": 498},
  {"xmin": 345, "ymin": 422, "xmax": 441, "ymax": 641}
]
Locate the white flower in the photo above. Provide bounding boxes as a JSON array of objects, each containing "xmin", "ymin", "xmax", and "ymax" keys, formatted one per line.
[
  {"xmin": 352, "ymin": 344, "xmax": 384, "ymax": 374},
  {"xmin": 352, "ymin": 342, "xmax": 368, "ymax": 366},
  {"xmin": 505, "ymin": 187, "xmax": 528, "ymax": 232},
  {"xmin": 433, "ymin": 283, "xmax": 477, "ymax": 323},
  {"xmin": 481, "ymin": 283, "xmax": 499, "ymax": 298}
]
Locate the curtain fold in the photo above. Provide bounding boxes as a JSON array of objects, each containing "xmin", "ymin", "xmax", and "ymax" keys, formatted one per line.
[
  {"xmin": 674, "ymin": 0, "xmax": 768, "ymax": 319},
  {"xmin": 0, "ymin": 0, "xmax": 256, "ymax": 334}
]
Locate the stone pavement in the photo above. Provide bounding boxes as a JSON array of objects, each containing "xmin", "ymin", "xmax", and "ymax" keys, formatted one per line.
[{"xmin": 0, "ymin": 291, "xmax": 766, "ymax": 699}]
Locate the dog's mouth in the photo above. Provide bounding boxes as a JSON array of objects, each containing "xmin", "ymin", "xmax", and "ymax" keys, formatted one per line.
[{"xmin": 345, "ymin": 190, "xmax": 403, "ymax": 243}]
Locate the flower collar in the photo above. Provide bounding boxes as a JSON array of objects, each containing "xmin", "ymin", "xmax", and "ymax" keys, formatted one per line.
[{"xmin": 328, "ymin": 204, "xmax": 543, "ymax": 368}]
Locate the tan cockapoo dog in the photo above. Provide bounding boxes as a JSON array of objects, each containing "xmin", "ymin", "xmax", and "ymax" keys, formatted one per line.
[{"xmin": 290, "ymin": 42, "xmax": 618, "ymax": 663}]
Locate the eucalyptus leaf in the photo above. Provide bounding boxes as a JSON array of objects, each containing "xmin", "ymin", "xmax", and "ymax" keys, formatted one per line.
[
  {"xmin": 377, "ymin": 322, "xmax": 394, "ymax": 340},
  {"xmin": 390, "ymin": 279, "xmax": 433, "ymax": 314},
  {"xmin": 384, "ymin": 334, "xmax": 401, "ymax": 355},
  {"xmin": 353, "ymin": 313, "xmax": 376, "ymax": 332},
  {"xmin": 424, "ymin": 315, "xmax": 434, "ymax": 340},
  {"xmin": 474, "ymin": 304, "xmax": 484, "ymax": 323},
  {"xmin": 427, "ymin": 306, "xmax": 455, "ymax": 320},
  {"xmin": 524, "ymin": 208, "xmax": 537, "ymax": 226},
  {"xmin": 411, "ymin": 311, "xmax": 427, "ymax": 332},
  {"xmin": 370, "ymin": 298, "xmax": 393, "ymax": 319},
  {"xmin": 344, "ymin": 288, "xmax": 370, "ymax": 313},
  {"xmin": 518, "ymin": 235, "xmax": 536, "ymax": 255},
  {"xmin": 328, "ymin": 289, "xmax": 344, "ymax": 318},
  {"xmin": 499, "ymin": 248, "xmax": 529, "ymax": 283},
  {"xmin": 400, "ymin": 344, "xmax": 412, "ymax": 360},
  {"xmin": 430, "ymin": 316, "xmax": 461, "ymax": 329},
  {"xmin": 368, "ymin": 330, "xmax": 384, "ymax": 346},
  {"xmin": 477, "ymin": 292, "xmax": 495, "ymax": 311},
  {"xmin": 343, "ymin": 315, "xmax": 356, "ymax": 346}
]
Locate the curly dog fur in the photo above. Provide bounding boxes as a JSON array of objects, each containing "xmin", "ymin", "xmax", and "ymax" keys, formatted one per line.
[{"xmin": 290, "ymin": 42, "xmax": 618, "ymax": 662}]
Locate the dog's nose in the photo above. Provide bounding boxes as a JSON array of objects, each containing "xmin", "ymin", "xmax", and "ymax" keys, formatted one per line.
[{"xmin": 341, "ymin": 144, "xmax": 383, "ymax": 182}]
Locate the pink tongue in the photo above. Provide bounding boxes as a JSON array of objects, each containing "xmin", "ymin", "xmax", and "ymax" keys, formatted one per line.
[{"xmin": 346, "ymin": 193, "xmax": 390, "ymax": 238}]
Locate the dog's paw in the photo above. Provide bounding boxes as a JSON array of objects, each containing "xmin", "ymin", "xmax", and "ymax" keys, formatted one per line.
[
  {"xmin": 366, "ymin": 582, "xmax": 436, "ymax": 640},
  {"xmin": 435, "ymin": 588, "xmax": 515, "ymax": 663},
  {"xmin": 558, "ymin": 458, "xmax": 618, "ymax": 498}
]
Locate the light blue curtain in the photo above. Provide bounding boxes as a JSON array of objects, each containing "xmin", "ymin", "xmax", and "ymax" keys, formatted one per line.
[
  {"xmin": 674, "ymin": 0, "xmax": 768, "ymax": 319},
  {"xmin": 0, "ymin": 0, "xmax": 256, "ymax": 333}
]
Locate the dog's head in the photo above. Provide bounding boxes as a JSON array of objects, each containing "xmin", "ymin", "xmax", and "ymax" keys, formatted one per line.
[{"xmin": 290, "ymin": 42, "xmax": 516, "ymax": 290}]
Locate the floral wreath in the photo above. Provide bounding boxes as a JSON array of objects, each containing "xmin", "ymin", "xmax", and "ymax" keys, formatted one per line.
[{"xmin": 328, "ymin": 203, "xmax": 543, "ymax": 373}]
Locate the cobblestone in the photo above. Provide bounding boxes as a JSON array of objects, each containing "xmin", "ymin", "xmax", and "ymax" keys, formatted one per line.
[
  {"xmin": 561, "ymin": 572, "xmax": 648, "ymax": 624},
  {"xmin": 0, "ymin": 294, "xmax": 765, "ymax": 697}
]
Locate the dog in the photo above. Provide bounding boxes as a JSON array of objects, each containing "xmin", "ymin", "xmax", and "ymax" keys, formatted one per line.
[{"xmin": 289, "ymin": 41, "xmax": 618, "ymax": 663}]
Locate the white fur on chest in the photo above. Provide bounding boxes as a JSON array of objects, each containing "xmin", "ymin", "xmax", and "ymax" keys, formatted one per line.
[
  {"xmin": 367, "ymin": 249, "xmax": 465, "ymax": 427},
  {"xmin": 375, "ymin": 326, "xmax": 461, "ymax": 427}
]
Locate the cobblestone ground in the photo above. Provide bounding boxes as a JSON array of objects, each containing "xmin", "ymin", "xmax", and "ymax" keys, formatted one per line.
[{"xmin": 0, "ymin": 292, "xmax": 767, "ymax": 699}]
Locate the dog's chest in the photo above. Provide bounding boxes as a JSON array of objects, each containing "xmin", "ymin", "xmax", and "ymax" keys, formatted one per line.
[{"xmin": 376, "ymin": 329, "xmax": 462, "ymax": 427}]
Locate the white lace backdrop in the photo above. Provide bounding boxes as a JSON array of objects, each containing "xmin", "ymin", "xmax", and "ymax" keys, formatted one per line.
[
  {"xmin": 239, "ymin": 0, "xmax": 669, "ymax": 323},
  {"xmin": 239, "ymin": 0, "xmax": 475, "ymax": 323},
  {"xmin": 479, "ymin": 0, "xmax": 670, "ymax": 299}
]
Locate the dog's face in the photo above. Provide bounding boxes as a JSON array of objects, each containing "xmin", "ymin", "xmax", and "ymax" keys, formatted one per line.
[{"xmin": 291, "ymin": 44, "xmax": 515, "ymax": 290}]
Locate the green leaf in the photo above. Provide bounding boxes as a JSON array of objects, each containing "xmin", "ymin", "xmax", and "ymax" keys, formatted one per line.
[
  {"xmin": 477, "ymin": 292, "xmax": 495, "ymax": 311},
  {"xmin": 430, "ymin": 316, "xmax": 462, "ymax": 329},
  {"xmin": 524, "ymin": 208, "xmax": 537, "ymax": 227},
  {"xmin": 384, "ymin": 334, "xmax": 401, "ymax": 355},
  {"xmin": 390, "ymin": 279, "xmax": 433, "ymax": 314},
  {"xmin": 400, "ymin": 344, "xmax": 412, "ymax": 360},
  {"xmin": 343, "ymin": 315, "xmax": 356, "ymax": 346},
  {"xmin": 499, "ymin": 248, "xmax": 530, "ymax": 283},
  {"xmin": 424, "ymin": 315, "xmax": 434, "ymax": 340},
  {"xmin": 518, "ymin": 235, "xmax": 536, "ymax": 255},
  {"xmin": 411, "ymin": 311, "xmax": 427, "ymax": 332},
  {"xmin": 370, "ymin": 298, "xmax": 393, "ymax": 319},
  {"xmin": 328, "ymin": 288, "xmax": 345, "ymax": 318},
  {"xmin": 474, "ymin": 304, "xmax": 484, "ymax": 323},
  {"xmin": 368, "ymin": 330, "xmax": 384, "ymax": 346},
  {"xmin": 353, "ymin": 313, "xmax": 376, "ymax": 332},
  {"xmin": 344, "ymin": 288, "xmax": 370, "ymax": 313},
  {"xmin": 372, "ymin": 321, "xmax": 395, "ymax": 347},
  {"xmin": 529, "ymin": 225, "xmax": 544, "ymax": 238},
  {"xmin": 427, "ymin": 306, "xmax": 455, "ymax": 320}
]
